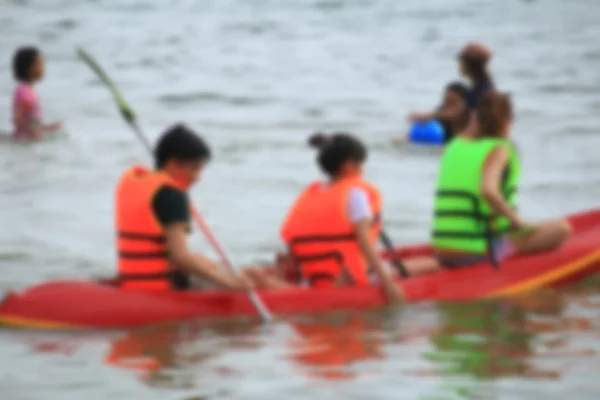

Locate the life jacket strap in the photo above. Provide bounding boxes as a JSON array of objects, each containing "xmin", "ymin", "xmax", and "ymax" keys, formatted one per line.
[
  {"xmin": 433, "ymin": 189, "xmax": 499, "ymax": 268},
  {"xmin": 117, "ymin": 231, "xmax": 166, "ymax": 243},
  {"xmin": 117, "ymin": 270, "xmax": 189, "ymax": 290},
  {"xmin": 118, "ymin": 251, "xmax": 168, "ymax": 259},
  {"xmin": 288, "ymin": 250, "xmax": 349, "ymax": 286}
]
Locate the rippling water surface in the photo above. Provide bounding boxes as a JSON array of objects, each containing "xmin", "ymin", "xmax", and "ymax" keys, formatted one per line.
[{"xmin": 1, "ymin": 0, "xmax": 600, "ymax": 398}]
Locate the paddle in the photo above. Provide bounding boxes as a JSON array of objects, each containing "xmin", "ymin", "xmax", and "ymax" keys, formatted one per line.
[
  {"xmin": 77, "ymin": 47, "xmax": 273, "ymax": 323},
  {"xmin": 485, "ymin": 227, "xmax": 500, "ymax": 269},
  {"xmin": 379, "ymin": 231, "xmax": 409, "ymax": 278}
]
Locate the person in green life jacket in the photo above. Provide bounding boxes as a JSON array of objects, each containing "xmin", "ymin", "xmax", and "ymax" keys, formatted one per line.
[{"xmin": 431, "ymin": 91, "xmax": 572, "ymax": 268}]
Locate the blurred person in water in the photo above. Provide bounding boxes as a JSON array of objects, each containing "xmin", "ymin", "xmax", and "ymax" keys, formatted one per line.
[
  {"xmin": 409, "ymin": 42, "xmax": 496, "ymax": 138},
  {"xmin": 398, "ymin": 81, "xmax": 469, "ymax": 144},
  {"xmin": 11, "ymin": 46, "xmax": 63, "ymax": 139}
]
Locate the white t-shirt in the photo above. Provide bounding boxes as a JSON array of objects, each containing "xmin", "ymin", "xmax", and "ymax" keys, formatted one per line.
[
  {"xmin": 347, "ymin": 187, "xmax": 373, "ymax": 223},
  {"xmin": 311, "ymin": 183, "xmax": 373, "ymax": 222}
]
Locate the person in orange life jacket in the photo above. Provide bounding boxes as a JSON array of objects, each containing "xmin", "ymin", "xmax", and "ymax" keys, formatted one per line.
[
  {"xmin": 279, "ymin": 133, "xmax": 439, "ymax": 303},
  {"xmin": 433, "ymin": 92, "xmax": 572, "ymax": 269},
  {"xmin": 115, "ymin": 123, "xmax": 254, "ymax": 291}
]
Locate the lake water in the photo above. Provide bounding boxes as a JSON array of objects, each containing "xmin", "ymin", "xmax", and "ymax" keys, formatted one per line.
[{"xmin": 0, "ymin": 0, "xmax": 599, "ymax": 398}]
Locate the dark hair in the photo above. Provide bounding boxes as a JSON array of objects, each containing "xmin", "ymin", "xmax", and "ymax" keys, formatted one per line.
[
  {"xmin": 476, "ymin": 91, "xmax": 513, "ymax": 137},
  {"xmin": 458, "ymin": 42, "xmax": 492, "ymax": 84},
  {"xmin": 12, "ymin": 46, "xmax": 40, "ymax": 82},
  {"xmin": 307, "ymin": 132, "xmax": 367, "ymax": 177},
  {"xmin": 445, "ymin": 81, "xmax": 469, "ymax": 101},
  {"xmin": 154, "ymin": 123, "xmax": 211, "ymax": 169},
  {"xmin": 460, "ymin": 55, "xmax": 491, "ymax": 84}
]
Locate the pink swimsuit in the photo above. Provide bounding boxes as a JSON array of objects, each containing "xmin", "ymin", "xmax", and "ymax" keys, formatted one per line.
[{"xmin": 12, "ymin": 83, "xmax": 42, "ymax": 138}]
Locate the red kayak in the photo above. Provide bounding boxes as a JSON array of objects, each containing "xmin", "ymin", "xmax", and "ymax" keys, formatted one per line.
[{"xmin": 1, "ymin": 208, "xmax": 600, "ymax": 330}]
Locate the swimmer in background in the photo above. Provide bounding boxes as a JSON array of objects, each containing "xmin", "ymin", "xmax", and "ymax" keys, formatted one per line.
[
  {"xmin": 12, "ymin": 46, "xmax": 62, "ymax": 139},
  {"xmin": 402, "ymin": 82, "xmax": 470, "ymax": 144},
  {"xmin": 407, "ymin": 42, "xmax": 495, "ymax": 139}
]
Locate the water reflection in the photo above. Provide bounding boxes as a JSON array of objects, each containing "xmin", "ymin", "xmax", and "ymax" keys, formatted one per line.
[
  {"xmin": 418, "ymin": 284, "xmax": 600, "ymax": 399},
  {"xmin": 100, "ymin": 314, "xmax": 388, "ymax": 385},
  {"xmin": 427, "ymin": 295, "xmax": 561, "ymax": 380},
  {"xmin": 103, "ymin": 321, "xmax": 260, "ymax": 388},
  {"xmin": 286, "ymin": 314, "xmax": 385, "ymax": 380},
  {"xmin": 9, "ymin": 279, "xmax": 600, "ymax": 398},
  {"xmin": 104, "ymin": 325, "xmax": 189, "ymax": 381}
]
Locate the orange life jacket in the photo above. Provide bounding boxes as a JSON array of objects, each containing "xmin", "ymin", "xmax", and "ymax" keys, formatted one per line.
[
  {"xmin": 115, "ymin": 165, "xmax": 187, "ymax": 291},
  {"xmin": 280, "ymin": 177, "xmax": 382, "ymax": 288}
]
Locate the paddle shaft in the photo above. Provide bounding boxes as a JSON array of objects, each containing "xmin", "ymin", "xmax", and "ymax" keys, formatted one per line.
[
  {"xmin": 78, "ymin": 48, "xmax": 273, "ymax": 322},
  {"xmin": 379, "ymin": 231, "xmax": 409, "ymax": 278},
  {"xmin": 188, "ymin": 209, "xmax": 273, "ymax": 319}
]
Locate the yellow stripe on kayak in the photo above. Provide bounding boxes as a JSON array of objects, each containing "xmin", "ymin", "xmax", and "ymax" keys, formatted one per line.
[
  {"xmin": 484, "ymin": 248, "xmax": 600, "ymax": 298},
  {"xmin": 0, "ymin": 315, "xmax": 85, "ymax": 330}
]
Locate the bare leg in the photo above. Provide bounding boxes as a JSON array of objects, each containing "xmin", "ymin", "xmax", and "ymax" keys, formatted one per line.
[
  {"xmin": 385, "ymin": 256, "xmax": 441, "ymax": 278},
  {"xmin": 243, "ymin": 268, "xmax": 293, "ymax": 290},
  {"xmin": 510, "ymin": 219, "xmax": 572, "ymax": 255},
  {"xmin": 403, "ymin": 256, "xmax": 441, "ymax": 276},
  {"xmin": 187, "ymin": 266, "xmax": 292, "ymax": 291}
]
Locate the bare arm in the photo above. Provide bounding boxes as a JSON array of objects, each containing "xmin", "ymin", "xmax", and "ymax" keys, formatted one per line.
[
  {"xmin": 355, "ymin": 219, "xmax": 403, "ymax": 304},
  {"xmin": 409, "ymin": 102, "xmax": 465, "ymax": 122},
  {"xmin": 481, "ymin": 147, "xmax": 525, "ymax": 229},
  {"xmin": 165, "ymin": 223, "xmax": 249, "ymax": 290},
  {"xmin": 41, "ymin": 122, "xmax": 62, "ymax": 133},
  {"xmin": 436, "ymin": 102, "xmax": 465, "ymax": 121}
]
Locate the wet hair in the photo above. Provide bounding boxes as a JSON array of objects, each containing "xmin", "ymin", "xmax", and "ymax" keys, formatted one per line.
[
  {"xmin": 476, "ymin": 91, "xmax": 513, "ymax": 137},
  {"xmin": 445, "ymin": 81, "xmax": 469, "ymax": 102},
  {"xmin": 307, "ymin": 132, "xmax": 367, "ymax": 177},
  {"xmin": 154, "ymin": 123, "xmax": 212, "ymax": 169},
  {"xmin": 460, "ymin": 55, "xmax": 491, "ymax": 83},
  {"xmin": 459, "ymin": 42, "xmax": 493, "ymax": 84},
  {"xmin": 12, "ymin": 46, "xmax": 40, "ymax": 82}
]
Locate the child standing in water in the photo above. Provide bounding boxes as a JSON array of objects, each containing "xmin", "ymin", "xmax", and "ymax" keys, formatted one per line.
[{"xmin": 12, "ymin": 46, "xmax": 62, "ymax": 139}]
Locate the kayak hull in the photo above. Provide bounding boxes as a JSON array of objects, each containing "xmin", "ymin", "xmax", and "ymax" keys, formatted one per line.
[{"xmin": 2, "ymin": 208, "xmax": 600, "ymax": 330}]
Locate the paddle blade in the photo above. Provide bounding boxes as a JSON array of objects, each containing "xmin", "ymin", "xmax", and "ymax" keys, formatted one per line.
[
  {"xmin": 380, "ymin": 231, "xmax": 409, "ymax": 278},
  {"xmin": 77, "ymin": 48, "xmax": 137, "ymax": 125}
]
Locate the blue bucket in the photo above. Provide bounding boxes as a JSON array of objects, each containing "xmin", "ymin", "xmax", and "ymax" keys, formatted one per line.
[{"xmin": 408, "ymin": 120, "xmax": 445, "ymax": 145}]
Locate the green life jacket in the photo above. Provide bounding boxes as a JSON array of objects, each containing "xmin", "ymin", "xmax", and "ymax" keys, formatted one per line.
[{"xmin": 432, "ymin": 137, "xmax": 521, "ymax": 254}]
